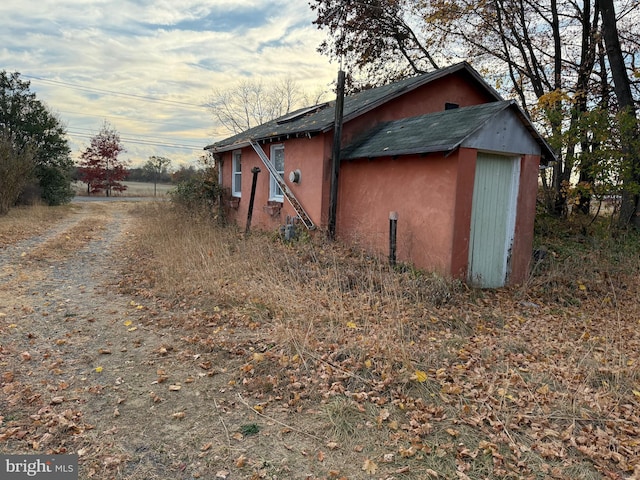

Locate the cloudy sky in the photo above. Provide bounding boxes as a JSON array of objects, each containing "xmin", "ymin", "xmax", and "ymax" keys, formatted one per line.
[{"xmin": 0, "ymin": 0, "xmax": 339, "ymax": 167}]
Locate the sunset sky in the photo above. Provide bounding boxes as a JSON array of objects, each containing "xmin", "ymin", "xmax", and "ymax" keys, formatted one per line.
[{"xmin": 0, "ymin": 1, "xmax": 338, "ymax": 167}]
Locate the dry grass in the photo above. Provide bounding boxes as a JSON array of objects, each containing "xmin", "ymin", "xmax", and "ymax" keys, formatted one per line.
[
  {"xmin": 0, "ymin": 203, "xmax": 77, "ymax": 246},
  {"xmin": 2, "ymin": 200, "xmax": 639, "ymax": 478},
  {"xmin": 126, "ymin": 204, "xmax": 463, "ymax": 363},
  {"xmin": 113, "ymin": 203, "xmax": 640, "ymax": 478}
]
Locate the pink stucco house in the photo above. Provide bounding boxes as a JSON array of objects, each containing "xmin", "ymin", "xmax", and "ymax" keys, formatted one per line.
[{"xmin": 205, "ymin": 62, "xmax": 554, "ymax": 288}]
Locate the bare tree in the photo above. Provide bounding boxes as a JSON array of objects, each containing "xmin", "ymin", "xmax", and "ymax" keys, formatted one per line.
[
  {"xmin": 600, "ymin": 0, "xmax": 640, "ymax": 227},
  {"xmin": 208, "ymin": 78, "xmax": 328, "ymax": 135},
  {"xmin": 143, "ymin": 156, "xmax": 172, "ymax": 197},
  {"xmin": 312, "ymin": 0, "xmax": 640, "ymax": 221}
]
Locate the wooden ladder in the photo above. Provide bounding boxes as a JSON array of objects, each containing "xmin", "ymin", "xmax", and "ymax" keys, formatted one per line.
[{"xmin": 249, "ymin": 140, "xmax": 315, "ymax": 230}]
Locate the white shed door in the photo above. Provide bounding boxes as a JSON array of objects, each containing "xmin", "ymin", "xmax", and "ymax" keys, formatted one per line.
[{"xmin": 468, "ymin": 153, "xmax": 520, "ymax": 288}]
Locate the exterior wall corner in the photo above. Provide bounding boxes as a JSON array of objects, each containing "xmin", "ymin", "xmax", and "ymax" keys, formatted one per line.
[
  {"xmin": 508, "ymin": 154, "xmax": 540, "ymax": 285},
  {"xmin": 450, "ymin": 147, "xmax": 477, "ymax": 280}
]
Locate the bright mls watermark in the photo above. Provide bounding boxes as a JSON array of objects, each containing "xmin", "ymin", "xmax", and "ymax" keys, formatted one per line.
[{"xmin": 0, "ymin": 455, "xmax": 78, "ymax": 479}]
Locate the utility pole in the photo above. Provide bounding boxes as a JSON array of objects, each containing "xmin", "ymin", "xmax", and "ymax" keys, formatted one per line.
[{"xmin": 328, "ymin": 70, "xmax": 345, "ymax": 240}]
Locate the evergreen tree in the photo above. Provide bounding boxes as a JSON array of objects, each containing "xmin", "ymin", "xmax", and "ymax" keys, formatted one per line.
[{"xmin": 0, "ymin": 70, "xmax": 73, "ymax": 210}]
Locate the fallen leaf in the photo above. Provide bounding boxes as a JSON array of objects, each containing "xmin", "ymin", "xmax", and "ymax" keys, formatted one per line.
[
  {"xmin": 537, "ymin": 384, "xmax": 550, "ymax": 395},
  {"xmin": 413, "ymin": 370, "xmax": 428, "ymax": 382},
  {"xmin": 399, "ymin": 445, "xmax": 417, "ymax": 458},
  {"xmin": 362, "ymin": 458, "xmax": 377, "ymax": 475},
  {"xmin": 169, "ymin": 385, "xmax": 181, "ymax": 391},
  {"xmin": 95, "ymin": 366, "xmax": 103, "ymax": 373}
]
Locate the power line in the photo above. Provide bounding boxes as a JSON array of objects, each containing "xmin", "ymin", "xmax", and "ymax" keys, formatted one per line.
[
  {"xmin": 67, "ymin": 125, "xmax": 205, "ymax": 147},
  {"xmin": 22, "ymin": 74, "xmax": 209, "ymax": 110},
  {"xmin": 66, "ymin": 130, "xmax": 205, "ymax": 151},
  {"xmin": 57, "ymin": 108, "xmax": 203, "ymax": 130},
  {"xmin": 21, "ymin": 73, "xmax": 216, "ymax": 153}
]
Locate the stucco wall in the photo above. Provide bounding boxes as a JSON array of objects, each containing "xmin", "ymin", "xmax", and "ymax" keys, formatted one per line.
[
  {"xmin": 342, "ymin": 73, "xmax": 497, "ymax": 145},
  {"xmin": 336, "ymin": 152, "xmax": 459, "ymax": 276},
  {"xmin": 510, "ymin": 154, "xmax": 540, "ymax": 284},
  {"xmin": 449, "ymin": 147, "xmax": 477, "ymax": 279},
  {"xmin": 222, "ymin": 135, "xmax": 329, "ymax": 231}
]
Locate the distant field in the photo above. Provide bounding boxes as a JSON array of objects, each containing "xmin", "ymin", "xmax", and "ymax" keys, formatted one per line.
[{"xmin": 73, "ymin": 181, "xmax": 173, "ymax": 197}]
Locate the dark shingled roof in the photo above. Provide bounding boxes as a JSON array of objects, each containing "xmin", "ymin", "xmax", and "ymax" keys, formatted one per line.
[
  {"xmin": 205, "ymin": 62, "xmax": 502, "ymax": 153},
  {"xmin": 341, "ymin": 100, "xmax": 517, "ymax": 159}
]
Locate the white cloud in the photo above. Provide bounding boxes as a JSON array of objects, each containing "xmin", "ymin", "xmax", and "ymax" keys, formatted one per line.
[{"xmin": 0, "ymin": 0, "xmax": 337, "ymax": 167}]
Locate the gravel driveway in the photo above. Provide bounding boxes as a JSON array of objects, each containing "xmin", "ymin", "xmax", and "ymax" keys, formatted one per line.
[{"xmin": 0, "ymin": 201, "xmax": 245, "ymax": 479}]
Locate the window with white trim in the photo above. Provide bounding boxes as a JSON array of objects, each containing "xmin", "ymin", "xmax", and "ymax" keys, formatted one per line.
[
  {"xmin": 269, "ymin": 144, "xmax": 284, "ymax": 201},
  {"xmin": 232, "ymin": 150, "xmax": 242, "ymax": 197}
]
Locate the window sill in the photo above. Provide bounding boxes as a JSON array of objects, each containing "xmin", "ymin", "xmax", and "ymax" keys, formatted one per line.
[{"xmin": 227, "ymin": 197, "xmax": 240, "ymax": 209}]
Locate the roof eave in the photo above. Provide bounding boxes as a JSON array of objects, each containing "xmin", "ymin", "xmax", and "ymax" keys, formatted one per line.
[
  {"xmin": 205, "ymin": 128, "xmax": 325, "ymax": 154},
  {"xmin": 205, "ymin": 140, "xmax": 251, "ymax": 153},
  {"xmin": 343, "ymin": 144, "xmax": 460, "ymax": 161},
  {"xmin": 510, "ymin": 106, "xmax": 556, "ymax": 164}
]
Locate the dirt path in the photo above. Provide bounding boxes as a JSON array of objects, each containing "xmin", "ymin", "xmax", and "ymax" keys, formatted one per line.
[{"xmin": 0, "ymin": 202, "xmax": 306, "ymax": 479}]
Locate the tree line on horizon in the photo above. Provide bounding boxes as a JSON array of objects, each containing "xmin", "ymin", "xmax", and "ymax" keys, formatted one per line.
[{"xmin": 0, "ymin": 72, "xmax": 202, "ymax": 210}]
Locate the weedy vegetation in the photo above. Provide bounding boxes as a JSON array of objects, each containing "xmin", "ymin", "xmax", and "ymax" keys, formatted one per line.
[
  {"xmin": 117, "ymin": 202, "xmax": 640, "ymax": 479},
  {"xmin": 1, "ymin": 198, "xmax": 639, "ymax": 479}
]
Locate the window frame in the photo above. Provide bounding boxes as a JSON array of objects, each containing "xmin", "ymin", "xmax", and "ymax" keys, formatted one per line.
[
  {"xmin": 269, "ymin": 144, "xmax": 285, "ymax": 202},
  {"xmin": 232, "ymin": 150, "xmax": 242, "ymax": 197}
]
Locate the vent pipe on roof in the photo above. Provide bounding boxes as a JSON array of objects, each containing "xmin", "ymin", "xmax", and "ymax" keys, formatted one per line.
[{"xmin": 328, "ymin": 70, "xmax": 346, "ymax": 241}]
